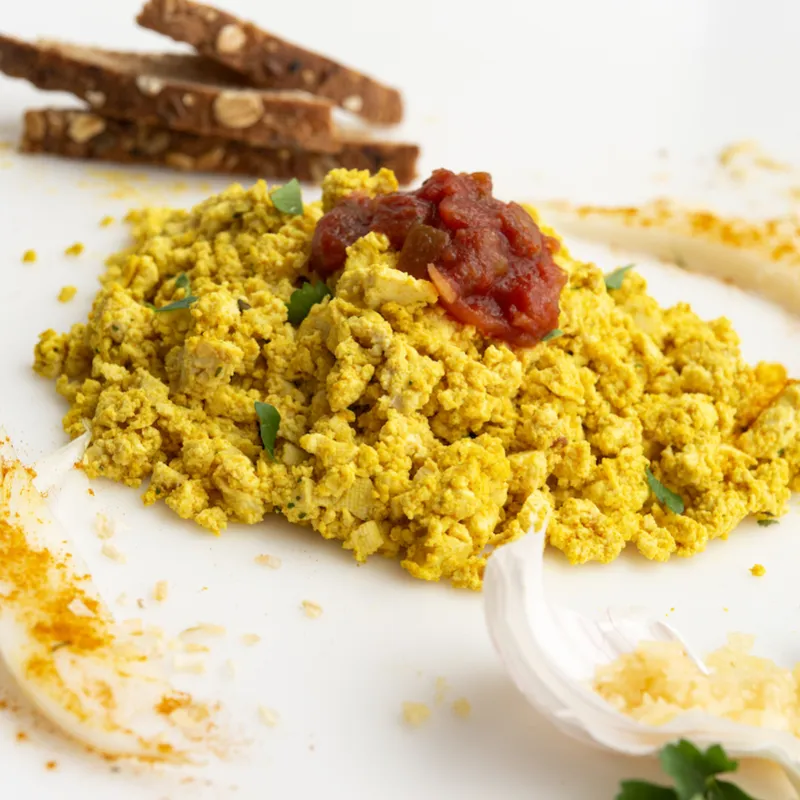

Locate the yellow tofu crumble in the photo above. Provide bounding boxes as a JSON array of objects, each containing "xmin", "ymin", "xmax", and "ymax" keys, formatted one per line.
[
  {"xmin": 750, "ymin": 563, "xmax": 766, "ymax": 577},
  {"xmin": 22, "ymin": 249, "xmax": 37, "ymax": 263},
  {"xmin": 58, "ymin": 286, "xmax": 77, "ymax": 303},
  {"xmin": 33, "ymin": 169, "xmax": 800, "ymax": 589},
  {"xmin": 64, "ymin": 242, "xmax": 85, "ymax": 257}
]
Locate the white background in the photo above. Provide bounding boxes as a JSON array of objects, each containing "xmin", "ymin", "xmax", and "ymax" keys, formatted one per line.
[{"xmin": 3, "ymin": 1, "xmax": 800, "ymax": 798}]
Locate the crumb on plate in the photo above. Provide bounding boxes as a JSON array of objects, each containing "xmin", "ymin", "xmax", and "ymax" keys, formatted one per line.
[
  {"xmin": 452, "ymin": 697, "xmax": 471, "ymax": 718},
  {"xmin": 57, "ymin": 286, "xmax": 77, "ymax": 303},
  {"xmin": 302, "ymin": 600, "xmax": 322, "ymax": 619},
  {"xmin": 258, "ymin": 706, "xmax": 279, "ymax": 727},
  {"xmin": 402, "ymin": 702, "xmax": 431, "ymax": 728},
  {"xmin": 153, "ymin": 580, "xmax": 169, "ymax": 602},
  {"xmin": 750, "ymin": 563, "xmax": 766, "ymax": 577},
  {"xmin": 254, "ymin": 553, "xmax": 281, "ymax": 569},
  {"xmin": 21, "ymin": 249, "xmax": 36, "ymax": 263},
  {"xmin": 64, "ymin": 242, "xmax": 84, "ymax": 257}
]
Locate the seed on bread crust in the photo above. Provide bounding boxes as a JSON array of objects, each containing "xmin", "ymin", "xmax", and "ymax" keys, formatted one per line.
[
  {"xmin": 67, "ymin": 113, "xmax": 106, "ymax": 143},
  {"xmin": 213, "ymin": 92, "xmax": 263, "ymax": 129},
  {"xmin": 216, "ymin": 24, "xmax": 246, "ymax": 54}
]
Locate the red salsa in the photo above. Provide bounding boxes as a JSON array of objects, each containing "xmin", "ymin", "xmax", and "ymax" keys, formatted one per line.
[{"xmin": 309, "ymin": 169, "xmax": 566, "ymax": 346}]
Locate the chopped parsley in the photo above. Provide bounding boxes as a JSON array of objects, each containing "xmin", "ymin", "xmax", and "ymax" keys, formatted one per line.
[
  {"xmin": 254, "ymin": 401, "xmax": 281, "ymax": 460},
  {"xmin": 271, "ymin": 178, "xmax": 304, "ymax": 215},
  {"xmin": 646, "ymin": 467, "xmax": 684, "ymax": 515},
  {"xmin": 757, "ymin": 516, "xmax": 779, "ymax": 527},
  {"xmin": 286, "ymin": 281, "xmax": 331, "ymax": 325},
  {"xmin": 215, "ymin": 366, "xmax": 224, "ymax": 377},
  {"xmin": 618, "ymin": 740, "xmax": 753, "ymax": 800},
  {"xmin": 604, "ymin": 263, "xmax": 635, "ymax": 291},
  {"xmin": 153, "ymin": 273, "xmax": 198, "ymax": 312},
  {"xmin": 541, "ymin": 328, "xmax": 564, "ymax": 342},
  {"xmin": 778, "ymin": 447, "xmax": 786, "ymax": 457}
]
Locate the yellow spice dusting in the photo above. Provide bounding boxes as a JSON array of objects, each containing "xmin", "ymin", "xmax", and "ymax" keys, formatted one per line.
[
  {"xmin": 452, "ymin": 697, "xmax": 472, "ymax": 719},
  {"xmin": 58, "ymin": 286, "xmax": 77, "ymax": 303},
  {"xmin": 750, "ymin": 563, "xmax": 766, "ymax": 577},
  {"xmin": 595, "ymin": 635, "xmax": 800, "ymax": 735},
  {"xmin": 32, "ymin": 169, "xmax": 800, "ymax": 589},
  {"xmin": 402, "ymin": 702, "xmax": 431, "ymax": 728},
  {"xmin": 64, "ymin": 243, "xmax": 84, "ymax": 257},
  {"xmin": 22, "ymin": 249, "xmax": 37, "ymax": 264}
]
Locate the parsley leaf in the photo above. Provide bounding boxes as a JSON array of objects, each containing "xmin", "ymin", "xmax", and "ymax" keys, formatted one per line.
[
  {"xmin": 757, "ymin": 517, "xmax": 779, "ymax": 527},
  {"xmin": 618, "ymin": 741, "xmax": 756, "ymax": 800},
  {"xmin": 605, "ymin": 263, "xmax": 635, "ymax": 290},
  {"xmin": 646, "ymin": 467, "xmax": 685, "ymax": 515},
  {"xmin": 286, "ymin": 281, "xmax": 331, "ymax": 325},
  {"xmin": 616, "ymin": 781, "xmax": 677, "ymax": 800},
  {"xmin": 541, "ymin": 328, "xmax": 564, "ymax": 342},
  {"xmin": 153, "ymin": 273, "xmax": 198, "ymax": 312},
  {"xmin": 254, "ymin": 401, "xmax": 281, "ymax": 460},
  {"xmin": 271, "ymin": 178, "xmax": 303, "ymax": 215}
]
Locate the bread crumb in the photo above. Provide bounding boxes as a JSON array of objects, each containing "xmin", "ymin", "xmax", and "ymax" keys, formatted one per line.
[
  {"xmin": 241, "ymin": 633, "xmax": 261, "ymax": 646},
  {"xmin": 750, "ymin": 563, "xmax": 766, "ymax": 577},
  {"xmin": 95, "ymin": 512, "xmax": 114, "ymax": 540},
  {"xmin": 87, "ymin": 488, "xmax": 95, "ymax": 496},
  {"xmin": 136, "ymin": 598, "xmax": 146, "ymax": 609},
  {"xmin": 21, "ymin": 249, "xmax": 37, "ymax": 263},
  {"xmin": 254, "ymin": 553, "xmax": 282, "ymax": 569},
  {"xmin": 116, "ymin": 592, "xmax": 128, "ymax": 606},
  {"xmin": 45, "ymin": 760, "xmax": 57, "ymax": 771},
  {"xmin": 153, "ymin": 580, "xmax": 169, "ymax": 602},
  {"xmin": 180, "ymin": 623, "xmax": 226, "ymax": 638},
  {"xmin": 452, "ymin": 697, "xmax": 472, "ymax": 719},
  {"xmin": 402, "ymin": 702, "xmax": 431, "ymax": 728},
  {"xmin": 225, "ymin": 659, "xmax": 237, "ymax": 678},
  {"xmin": 258, "ymin": 706, "xmax": 280, "ymax": 727},
  {"xmin": 101, "ymin": 542, "xmax": 126, "ymax": 563},
  {"xmin": 64, "ymin": 242, "xmax": 84, "ymax": 257},
  {"xmin": 434, "ymin": 676, "xmax": 448, "ymax": 705},
  {"xmin": 302, "ymin": 600, "xmax": 323, "ymax": 619},
  {"xmin": 16, "ymin": 731, "xmax": 28, "ymax": 742},
  {"xmin": 58, "ymin": 286, "xmax": 77, "ymax": 303},
  {"xmin": 99, "ymin": 216, "xmax": 115, "ymax": 227}
]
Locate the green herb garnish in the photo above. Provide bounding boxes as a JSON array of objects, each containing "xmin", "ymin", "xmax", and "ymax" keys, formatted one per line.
[
  {"xmin": 604, "ymin": 263, "xmax": 635, "ymax": 291},
  {"xmin": 271, "ymin": 178, "xmax": 304, "ymax": 215},
  {"xmin": 153, "ymin": 273, "xmax": 198, "ymax": 312},
  {"xmin": 286, "ymin": 281, "xmax": 331, "ymax": 325},
  {"xmin": 646, "ymin": 467, "xmax": 684, "ymax": 515},
  {"xmin": 541, "ymin": 328, "xmax": 564, "ymax": 342},
  {"xmin": 254, "ymin": 401, "xmax": 281, "ymax": 461},
  {"xmin": 618, "ymin": 740, "xmax": 755, "ymax": 800},
  {"xmin": 778, "ymin": 448, "xmax": 786, "ymax": 457},
  {"xmin": 757, "ymin": 517, "xmax": 779, "ymax": 527}
]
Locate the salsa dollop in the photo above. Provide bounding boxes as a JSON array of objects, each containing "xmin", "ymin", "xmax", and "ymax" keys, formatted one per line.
[{"xmin": 309, "ymin": 169, "xmax": 566, "ymax": 346}]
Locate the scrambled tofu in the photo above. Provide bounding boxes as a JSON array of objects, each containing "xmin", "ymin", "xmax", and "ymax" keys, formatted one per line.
[{"xmin": 34, "ymin": 169, "xmax": 800, "ymax": 589}]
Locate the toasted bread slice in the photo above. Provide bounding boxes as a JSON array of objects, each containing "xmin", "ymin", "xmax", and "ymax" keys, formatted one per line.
[
  {"xmin": 21, "ymin": 108, "xmax": 420, "ymax": 184},
  {"xmin": 137, "ymin": 0, "xmax": 403, "ymax": 124},
  {"xmin": 0, "ymin": 35, "xmax": 338, "ymax": 151}
]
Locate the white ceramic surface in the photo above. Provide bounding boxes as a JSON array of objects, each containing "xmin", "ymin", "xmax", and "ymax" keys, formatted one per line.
[{"xmin": 3, "ymin": 1, "xmax": 800, "ymax": 797}]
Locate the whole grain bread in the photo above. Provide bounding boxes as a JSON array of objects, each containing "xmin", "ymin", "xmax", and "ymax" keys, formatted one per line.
[
  {"xmin": 0, "ymin": 35, "xmax": 338, "ymax": 151},
  {"xmin": 22, "ymin": 108, "xmax": 420, "ymax": 184},
  {"xmin": 137, "ymin": 0, "xmax": 403, "ymax": 125}
]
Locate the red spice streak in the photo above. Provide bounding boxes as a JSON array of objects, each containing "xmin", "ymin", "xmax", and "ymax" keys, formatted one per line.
[{"xmin": 309, "ymin": 169, "xmax": 566, "ymax": 346}]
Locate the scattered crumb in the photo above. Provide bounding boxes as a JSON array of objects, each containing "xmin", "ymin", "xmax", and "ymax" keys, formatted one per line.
[
  {"xmin": 57, "ymin": 286, "xmax": 77, "ymax": 303},
  {"xmin": 301, "ymin": 600, "xmax": 323, "ymax": 619},
  {"xmin": 16, "ymin": 731, "xmax": 28, "ymax": 742},
  {"xmin": 45, "ymin": 760, "xmax": 57, "ymax": 771},
  {"xmin": 723, "ymin": 607, "xmax": 729, "ymax": 612},
  {"xmin": 21, "ymin": 249, "xmax": 37, "ymax": 264},
  {"xmin": 94, "ymin": 512, "xmax": 114, "ymax": 540},
  {"xmin": 254, "ymin": 554, "xmax": 282, "ymax": 569},
  {"xmin": 99, "ymin": 215, "xmax": 115, "ymax": 227},
  {"xmin": 182, "ymin": 642, "xmax": 211, "ymax": 654},
  {"xmin": 434, "ymin": 676, "xmax": 448, "ymax": 705},
  {"xmin": 87, "ymin": 488, "xmax": 95, "ymax": 496},
  {"xmin": 225, "ymin": 659, "xmax": 237, "ymax": 678},
  {"xmin": 452, "ymin": 698, "xmax": 472, "ymax": 719},
  {"xmin": 101, "ymin": 541, "xmax": 126, "ymax": 563},
  {"xmin": 180, "ymin": 623, "xmax": 226, "ymax": 638},
  {"xmin": 258, "ymin": 706, "xmax": 280, "ymax": 727},
  {"xmin": 116, "ymin": 592, "xmax": 128, "ymax": 606},
  {"xmin": 750, "ymin": 563, "xmax": 766, "ymax": 577},
  {"xmin": 64, "ymin": 242, "xmax": 85, "ymax": 257},
  {"xmin": 402, "ymin": 702, "xmax": 431, "ymax": 728},
  {"xmin": 173, "ymin": 654, "xmax": 207, "ymax": 674},
  {"xmin": 241, "ymin": 633, "xmax": 261, "ymax": 646},
  {"xmin": 136, "ymin": 598, "xmax": 146, "ymax": 609},
  {"xmin": 153, "ymin": 580, "xmax": 169, "ymax": 602}
]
